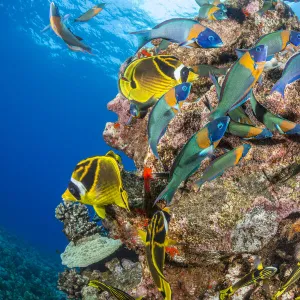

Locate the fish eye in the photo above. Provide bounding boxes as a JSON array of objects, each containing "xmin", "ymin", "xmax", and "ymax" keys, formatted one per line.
[
  {"xmin": 297, "ymin": 34, "xmax": 300, "ymax": 39},
  {"xmin": 220, "ymin": 11, "xmax": 223, "ymax": 15},
  {"xmin": 208, "ymin": 36, "xmax": 215, "ymax": 41},
  {"xmin": 69, "ymin": 186, "xmax": 75, "ymax": 194},
  {"xmin": 182, "ymin": 85, "xmax": 188, "ymax": 92},
  {"xmin": 256, "ymin": 47, "xmax": 262, "ymax": 52},
  {"xmin": 217, "ymin": 123, "xmax": 223, "ymax": 129},
  {"xmin": 180, "ymin": 67, "xmax": 189, "ymax": 82}
]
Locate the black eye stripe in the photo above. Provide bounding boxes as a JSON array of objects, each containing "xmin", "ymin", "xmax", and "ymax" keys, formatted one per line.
[
  {"xmin": 68, "ymin": 181, "xmax": 81, "ymax": 200},
  {"xmin": 180, "ymin": 67, "xmax": 189, "ymax": 82}
]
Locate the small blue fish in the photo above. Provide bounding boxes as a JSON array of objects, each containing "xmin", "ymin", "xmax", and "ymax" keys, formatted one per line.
[
  {"xmin": 198, "ymin": 4, "xmax": 228, "ymax": 20},
  {"xmin": 271, "ymin": 52, "xmax": 300, "ymax": 97},
  {"xmin": 194, "ymin": 144, "xmax": 251, "ymax": 188},
  {"xmin": 131, "ymin": 18, "xmax": 223, "ymax": 51},
  {"xmin": 154, "ymin": 117, "xmax": 230, "ymax": 205},
  {"xmin": 148, "ymin": 83, "xmax": 192, "ymax": 159}
]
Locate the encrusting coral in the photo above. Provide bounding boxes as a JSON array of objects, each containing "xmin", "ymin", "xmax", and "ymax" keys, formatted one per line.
[
  {"xmin": 57, "ymin": 0, "xmax": 300, "ymax": 299},
  {"xmin": 55, "ymin": 202, "xmax": 100, "ymax": 242}
]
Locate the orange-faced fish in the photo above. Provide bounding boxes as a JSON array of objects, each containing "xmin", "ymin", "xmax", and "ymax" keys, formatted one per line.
[
  {"xmin": 119, "ymin": 55, "xmax": 198, "ymax": 118},
  {"xmin": 250, "ymin": 90, "xmax": 300, "ymax": 135},
  {"xmin": 139, "ymin": 208, "xmax": 174, "ymax": 300},
  {"xmin": 220, "ymin": 260, "xmax": 277, "ymax": 300},
  {"xmin": 148, "ymin": 83, "xmax": 191, "ymax": 159},
  {"xmin": 209, "ymin": 45, "xmax": 268, "ymax": 120},
  {"xmin": 49, "ymin": 2, "xmax": 92, "ymax": 53},
  {"xmin": 191, "ymin": 64, "xmax": 228, "ymax": 78},
  {"xmin": 198, "ymin": 4, "xmax": 228, "ymax": 20},
  {"xmin": 130, "ymin": 18, "xmax": 223, "ymax": 51},
  {"xmin": 228, "ymin": 120, "xmax": 273, "ymax": 139},
  {"xmin": 154, "ymin": 117, "xmax": 230, "ymax": 205},
  {"xmin": 271, "ymin": 52, "xmax": 300, "ymax": 97},
  {"xmin": 62, "ymin": 151, "xmax": 129, "ymax": 219},
  {"xmin": 74, "ymin": 3, "xmax": 106, "ymax": 22},
  {"xmin": 272, "ymin": 262, "xmax": 300, "ymax": 299},
  {"xmin": 236, "ymin": 30, "xmax": 300, "ymax": 61},
  {"xmin": 41, "ymin": 14, "xmax": 70, "ymax": 33},
  {"xmin": 194, "ymin": 144, "xmax": 251, "ymax": 188},
  {"xmin": 89, "ymin": 280, "xmax": 137, "ymax": 300}
]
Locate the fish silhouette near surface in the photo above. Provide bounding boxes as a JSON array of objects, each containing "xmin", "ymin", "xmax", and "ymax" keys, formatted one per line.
[{"xmin": 49, "ymin": 2, "xmax": 92, "ymax": 53}]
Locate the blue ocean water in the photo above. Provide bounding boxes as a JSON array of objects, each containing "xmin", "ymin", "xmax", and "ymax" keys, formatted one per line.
[
  {"xmin": 1, "ymin": 0, "xmax": 300, "ymax": 297},
  {"xmin": 0, "ymin": 0, "xmax": 198, "ymax": 254}
]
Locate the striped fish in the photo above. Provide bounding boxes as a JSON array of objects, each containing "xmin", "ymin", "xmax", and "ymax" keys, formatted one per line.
[
  {"xmin": 62, "ymin": 150, "xmax": 129, "ymax": 219},
  {"xmin": 220, "ymin": 262, "xmax": 277, "ymax": 299},
  {"xmin": 89, "ymin": 280, "xmax": 137, "ymax": 300},
  {"xmin": 139, "ymin": 208, "xmax": 174, "ymax": 300},
  {"xmin": 119, "ymin": 55, "xmax": 198, "ymax": 115},
  {"xmin": 272, "ymin": 262, "xmax": 300, "ymax": 299}
]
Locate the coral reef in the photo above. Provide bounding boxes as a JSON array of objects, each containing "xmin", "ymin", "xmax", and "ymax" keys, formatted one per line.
[
  {"xmin": 57, "ymin": 0, "xmax": 300, "ymax": 299},
  {"xmin": 0, "ymin": 227, "xmax": 64, "ymax": 300},
  {"xmin": 55, "ymin": 202, "xmax": 100, "ymax": 242},
  {"xmin": 61, "ymin": 233, "xmax": 122, "ymax": 268}
]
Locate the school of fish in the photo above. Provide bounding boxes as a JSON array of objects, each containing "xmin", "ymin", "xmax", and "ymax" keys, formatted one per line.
[{"xmin": 46, "ymin": 0, "xmax": 300, "ymax": 299}]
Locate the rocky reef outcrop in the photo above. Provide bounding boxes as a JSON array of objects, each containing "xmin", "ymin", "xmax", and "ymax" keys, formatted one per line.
[{"xmin": 57, "ymin": 0, "xmax": 300, "ymax": 299}]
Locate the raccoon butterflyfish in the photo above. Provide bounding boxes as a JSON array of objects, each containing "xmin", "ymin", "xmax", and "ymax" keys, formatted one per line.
[
  {"xmin": 154, "ymin": 117, "xmax": 230, "ymax": 205},
  {"xmin": 250, "ymin": 90, "xmax": 300, "ymax": 135},
  {"xmin": 89, "ymin": 280, "xmax": 140, "ymax": 300},
  {"xmin": 272, "ymin": 261, "xmax": 300, "ymax": 299},
  {"xmin": 62, "ymin": 150, "xmax": 129, "ymax": 219},
  {"xmin": 49, "ymin": 2, "xmax": 92, "ymax": 53},
  {"xmin": 271, "ymin": 52, "xmax": 300, "ymax": 98},
  {"xmin": 209, "ymin": 45, "xmax": 268, "ymax": 120},
  {"xmin": 130, "ymin": 18, "xmax": 223, "ymax": 51},
  {"xmin": 194, "ymin": 144, "xmax": 251, "ymax": 188},
  {"xmin": 219, "ymin": 259, "xmax": 277, "ymax": 300},
  {"xmin": 74, "ymin": 3, "xmax": 106, "ymax": 22},
  {"xmin": 148, "ymin": 83, "xmax": 191, "ymax": 159},
  {"xmin": 119, "ymin": 55, "xmax": 198, "ymax": 117},
  {"xmin": 138, "ymin": 208, "xmax": 175, "ymax": 300}
]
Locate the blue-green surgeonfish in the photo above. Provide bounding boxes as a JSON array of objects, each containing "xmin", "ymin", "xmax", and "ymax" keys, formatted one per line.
[
  {"xmin": 228, "ymin": 120, "xmax": 273, "ymax": 139},
  {"xmin": 148, "ymin": 83, "xmax": 192, "ymax": 159},
  {"xmin": 194, "ymin": 144, "xmax": 251, "ymax": 188},
  {"xmin": 271, "ymin": 52, "xmax": 300, "ymax": 97},
  {"xmin": 198, "ymin": 4, "xmax": 228, "ymax": 20},
  {"xmin": 49, "ymin": 2, "xmax": 92, "ymax": 53},
  {"xmin": 236, "ymin": 30, "xmax": 300, "ymax": 61},
  {"xmin": 250, "ymin": 91, "xmax": 300, "ymax": 135},
  {"xmin": 209, "ymin": 45, "xmax": 268, "ymax": 120},
  {"xmin": 154, "ymin": 116, "xmax": 230, "ymax": 205},
  {"xmin": 130, "ymin": 18, "xmax": 223, "ymax": 51},
  {"xmin": 74, "ymin": 3, "xmax": 106, "ymax": 22}
]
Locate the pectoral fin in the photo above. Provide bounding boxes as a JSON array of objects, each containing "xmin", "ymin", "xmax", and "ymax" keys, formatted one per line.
[
  {"xmin": 93, "ymin": 205, "xmax": 106, "ymax": 219},
  {"xmin": 179, "ymin": 39, "xmax": 197, "ymax": 47},
  {"xmin": 138, "ymin": 229, "xmax": 147, "ymax": 244}
]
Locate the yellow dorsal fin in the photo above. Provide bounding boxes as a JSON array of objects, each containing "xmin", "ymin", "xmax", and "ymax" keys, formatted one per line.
[
  {"xmin": 165, "ymin": 238, "xmax": 177, "ymax": 246},
  {"xmin": 138, "ymin": 229, "xmax": 147, "ymax": 244}
]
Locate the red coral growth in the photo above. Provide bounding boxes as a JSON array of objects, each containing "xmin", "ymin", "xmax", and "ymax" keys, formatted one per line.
[
  {"xmin": 288, "ymin": 219, "xmax": 300, "ymax": 241},
  {"xmin": 114, "ymin": 122, "xmax": 120, "ymax": 129},
  {"xmin": 166, "ymin": 246, "xmax": 179, "ymax": 258},
  {"xmin": 242, "ymin": 8, "xmax": 250, "ymax": 17},
  {"xmin": 143, "ymin": 167, "xmax": 153, "ymax": 193}
]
